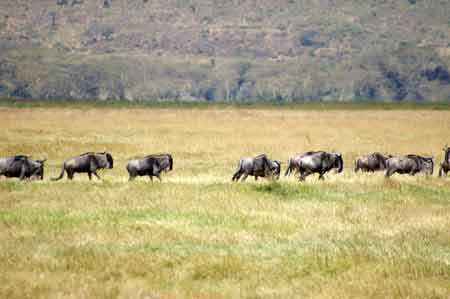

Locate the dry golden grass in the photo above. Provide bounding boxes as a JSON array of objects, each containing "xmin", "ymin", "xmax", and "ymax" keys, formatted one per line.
[{"xmin": 1, "ymin": 106, "xmax": 450, "ymax": 298}]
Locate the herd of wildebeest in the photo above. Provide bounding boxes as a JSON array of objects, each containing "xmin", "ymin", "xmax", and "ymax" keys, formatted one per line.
[{"xmin": 0, "ymin": 145, "xmax": 450, "ymax": 182}]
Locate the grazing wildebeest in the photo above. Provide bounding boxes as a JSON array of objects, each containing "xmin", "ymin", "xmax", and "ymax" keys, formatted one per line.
[
  {"xmin": 0, "ymin": 155, "xmax": 46, "ymax": 180},
  {"xmin": 144, "ymin": 153, "xmax": 173, "ymax": 173},
  {"xmin": 232, "ymin": 154, "xmax": 280, "ymax": 182},
  {"xmin": 293, "ymin": 151, "xmax": 343, "ymax": 181},
  {"xmin": 439, "ymin": 145, "xmax": 450, "ymax": 177},
  {"xmin": 385, "ymin": 155, "xmax": 433, "ymax": 177},
  {"xmin": 52, "ymin": 152, "xmax": 114, "ymax": 181},
  {"xmin": 126, "ymin": 156, "xmax": 163, "ymax": 181},
  {"xmin": 354, "ymin": 152, "xmax": 391, "ymax": 173}
]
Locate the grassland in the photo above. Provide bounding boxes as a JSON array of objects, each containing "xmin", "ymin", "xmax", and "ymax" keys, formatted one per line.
[{"xmin": 1, "ymin": 104, "xmax": 450, "ymax": 298}]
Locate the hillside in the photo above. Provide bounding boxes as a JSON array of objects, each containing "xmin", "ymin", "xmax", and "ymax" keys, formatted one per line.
[{"xmin": 1, "ymin": 0, "xmax": 450, "ymax": 101}]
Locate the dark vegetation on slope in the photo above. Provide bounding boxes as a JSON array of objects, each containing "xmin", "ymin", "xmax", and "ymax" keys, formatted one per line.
[{"xmin": 0, "ymin": 0, "xmax": 449, "ymax": 102}]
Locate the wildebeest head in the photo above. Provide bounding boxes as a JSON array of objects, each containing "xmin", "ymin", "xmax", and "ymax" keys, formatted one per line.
[
  {"xmin": 422, "ymin": 156, "xmax": 434, "ymax": 175},
  {"xmin": 105, "ymin": 153, "xmax": 114, "ymax": 169},
  {"xmin": 334, "ymin": 153, "xmax": 344, "ymax": 173},
  {"xmin": 270, "ymin": 160, "xmax": 281, "ymax": 180},
  {"xmin": 407, "ymin": 154, "xmax": 434, "ymax": 175},
  {"xmin": 444, "ymin": 144, "xmax": 450, "ymax": 163},
  {"xmin": 29, "ymin": 158, "xmax": 46, "ymax": 180},
  {"xmin": 96, "ymin": 152, "xmax": 114, "ymax": 169}
]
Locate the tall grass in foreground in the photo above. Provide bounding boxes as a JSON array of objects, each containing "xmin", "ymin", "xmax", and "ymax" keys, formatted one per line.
[{"xmin": 0, "ymin": 107, "xmax": 449, "ymax": 298}]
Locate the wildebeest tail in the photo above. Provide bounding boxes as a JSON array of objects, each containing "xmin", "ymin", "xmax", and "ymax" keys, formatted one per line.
[
  {"xmin": 429, "ymin": 158, "xmax": 434, "ymax": 175},
  {"xmin": 51, "ymin": 164, "xmax": 65, "ymax": 181},
  {"xmin": 232, "ymin": 159, "xmax": 243, "ymax": 181},
  {"xmin": 380, "ymin": 156, "xmax": 387, "ymax": 169},
  {"xmin": 168, "ymin": 154, "xmax": 173, "ymax": 171},
  {"xmin": 285, "ymin": 158, "xmax": 293, "ymax": 176}
]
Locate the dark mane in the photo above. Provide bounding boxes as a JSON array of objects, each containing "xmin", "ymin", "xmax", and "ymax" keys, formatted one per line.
[
  {"xmin": 13, "ymin": 155, "xmax": 28, "ymax": 161},
  {"xmin": 144, "ymin": 153, "xmax": 170, "ymax": 159},
  {"xmin": 372, "ymin": 152, "xmax": 389, "ymax": 161},
  {"xmin": 80, "ymin": 152, "xmax": 94, "ymax": 157},
  {"xmin": 407, "ymin": 154, "xmax": 432, "ymax": 162},
  {"xmin": 254, "ymin": 154, "xmax": 268, "ymax": 159},
  {"xmin": 302, "ymin": 151, "xmax": 321, "ymax": 156}
]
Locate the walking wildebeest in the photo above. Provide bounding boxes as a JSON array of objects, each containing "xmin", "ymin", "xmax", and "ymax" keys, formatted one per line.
[
  {"xmin": 439, "ymin": 145, "xmax": 450, "ymax": 177},
  {"xmin": 144, "ymin": 153, "xmax": 173, "ymax": 173},
  {"xmin": 385, "ymin": 155, "xmax": 433, "ymax": 177},
  {"xmin": 52, "ymin": 152, "xmax": 114, "ymax": 181},
  {"xmin": 292, "ymin": 151, "xmax": 343, "ymax": 181},
  {"xmin": 232, "ymin": 154, "xmax": 281, "ymax": 182},
  {"xmin": 354, "ymin": 152, "xmax": 391, "ymax": 173},
  {"xmin": 126, "ymin": 156, "xmax": 163, "ymax": 181},
  {"xmin": 0, "ymin": 155, "xmax": 46, "ymax": 180}
]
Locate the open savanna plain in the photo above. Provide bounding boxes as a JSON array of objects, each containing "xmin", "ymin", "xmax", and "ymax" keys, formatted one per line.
[{"xmin": 1, "ymin": 103, "xmax": 450, "ymax": 298}]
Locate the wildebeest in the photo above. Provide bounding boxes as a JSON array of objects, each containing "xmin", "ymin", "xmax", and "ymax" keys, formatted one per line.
[
  {"xmin": 354, "ymin": 152, "xmax": 391, "ymax": 173},
  {"xmin": 385, "ymin": 154, "xmax": 433, "ymax": 177},
  {"xmin": 288, "ymin": 151, "xmax": 343, "ymax": 181},
  {"xmin": 126, "ymin": 156, "xmax": 163, "ymax": 181},
  {"xmin": 232, "ymin": 154, "xmax": 281, "ymax": 182},
  {"xmin": 144, "ymin": 153, "xmax": 173, "ymax": 173},
  {"xmin": 438, "ymin": 145, "xmax": 450, "ymax": 177},
  {"xmin": 52, "ymin": 152, "xmax": 114, "ymax": 181},
  {"xmin": 0, "ymin": 155, "xmax": 46, "ymax": 180}
]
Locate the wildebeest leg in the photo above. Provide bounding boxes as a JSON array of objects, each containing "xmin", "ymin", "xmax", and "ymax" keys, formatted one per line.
[
  {"xmin": 241, "ymin": 173, "xmax": 249, "ymax": 181},
  {"xmin": 444, "ymin": 165, "xmax": 450, "ymax": 176},
  {"xmin": 88, "ymin": 172, "xmax": 92, "ymax": 181},
  {"xmin": 93, "ymin": 171, "xmax": 101, "ymax": 180},
  {"xmin": 149, "ymin": 175, "xmax": 153, "ymax": 183},
  {"xmin": 318, "ymin": 172, "xmax": 325, "ymax": 180},
  {"xmin": 298, "ymin": 170, "xmax": 305, "ymax": 181},
  {"xmin": 128, "ymin": 174, "xmax": 135, "ymax": 181},
  {"xmin": 299, "ymin": 170, "xmax": 312, "ymax": 181},
  {"xmin": 410, "ymin": 168, "xmax": 419, "ymax": 176},
  {"xmin": 19, "ymin": 164, "xmax": 27, "ymax": 180},
  {"xmin": 232, "ymin": 170, "xmax": 241, "ymax": 181},
  {"xmin": 68, "ymin": 170, "xmax": 74, "ymax": 180},
  {"xmin": 385, "ymin": 168, "xmax": 394, "ymax": 178},
  {"xmin": 156, "ymin": 174, "xmax": 162, "ymax": 182},
  {"xmin": 439, "ymin": 164, "xmax": 448, "ymax": 177},
  {"xmin": 255, "ymin": 175, "xmax": 258, "ymax": 181},
  {"xmin": 232, "ymin": 170, "xmax": 243, "ymax": 182}
]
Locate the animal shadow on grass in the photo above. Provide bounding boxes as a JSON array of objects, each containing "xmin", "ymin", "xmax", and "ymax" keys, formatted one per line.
[{"xmin": 252, "ymin": 182, "xmax": 322, "ymax": 201}]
